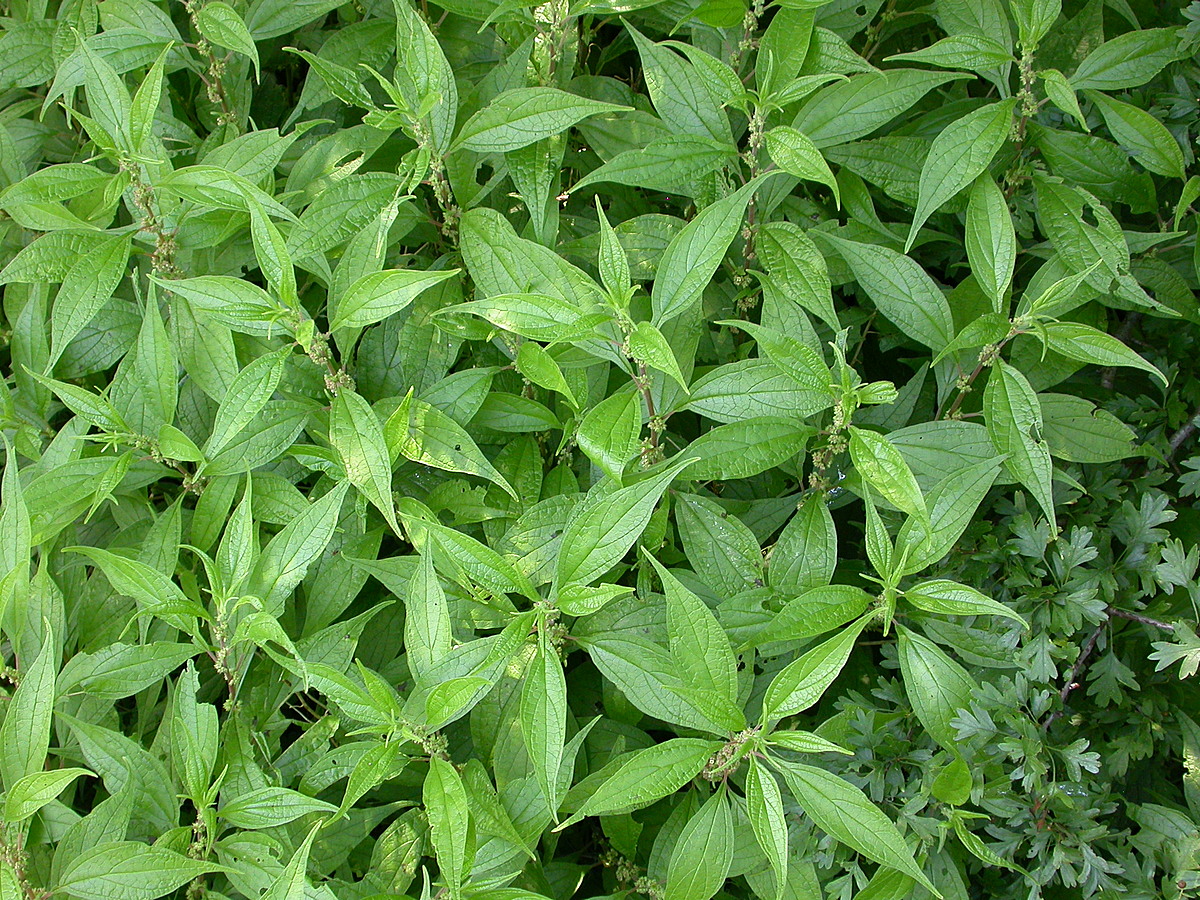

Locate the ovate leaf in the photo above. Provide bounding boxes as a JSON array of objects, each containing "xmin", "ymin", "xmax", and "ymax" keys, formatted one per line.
[
  {"xmin": 760, "ymin": 616, "xmax": 871, "ymax": 723},
  {"xmin": 521, "ymin": 628, "xmax": 568, "ymax": 815},
  {"xmin": 454, "ymin": 88, "xmax": 630, "ymax": 153},
  {"xmin": 55, "ymin": 842, "xmax": 223, "ymax": 900},
  {"xmin": 816, "ymin": 233, "xmax": 953, "ymax": 350},
  {"xmin": 770, "ymin": 759, "xmax": 936, "ymax": 893},
  {"xmin": 0, "ymin": 624, "xmax": 56, "ymax": 790},
  {"xmin": 653, "ymin": 180, "xmax": 760, "ymax": 325},
  {"xmin": 553, "ymin": 455, "xmax": 694, "ymax": 591},
  {"xmin": 331, "ymin": 389, "xmax": 399, "ymax": 533},
  {"xmin": 984, "ymin": 361, "xmax": 1055, "ymax": 529},
  {"xmin": 763, "ymin": 126, "xmax": 840, "ymax": 206},
  {"xmin": 557, "ymin": 738, "xmax": 719, "ymax": 828},
  {"xmin": 331, "ymin": 268, "xmax": 459, "ymax": 331},
  {"xmin": 423, "ymin": 756, "xmax": 472, "ymax": 900},
  {"xmin": 965, "ymin": 174, "xmax": 1016, "ymax": 310},
  {"xmin": 665, "ymin": 787, "xmax": 734, "ymax": 900},
  {"xmin": 386, "ymin": 391, "xmax": 518, "ymax": 500},
  {"xmin": 896, "ymin": 626, "xmax": 977, "ymax": 752},
  {"xmin": 906, "ymin": 100, "xmax": 1015, "ymax": 251}
]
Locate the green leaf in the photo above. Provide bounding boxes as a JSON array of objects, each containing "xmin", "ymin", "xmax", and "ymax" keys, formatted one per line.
[
  {"xmin": 769, "ymin": 493, "xmax": 837, "ymax": 595},
  {"xmin": 262, "ymin": 822, "xmax": 322, "ymax": 900},
  {"xmin": 1084, "ymin": 90, "xmax": 1186, "ymax": 180},
  {"xmin": 931, "ymin": 755, "xmax": 972, "ymax": 806},
  {"xmin": 896, "ymin": 625, "xmax": 977, "ymax": 752},
  {"xmin": 906, "ymin": 100, "xmax": 1015, "ymax": 251},
  {"xmin": 386, "ymin": 391, "xmax": 518, "ymax": 500},
  {"xmin": 287, "ymin": 48, "xmax": 373, "ymax": 107},
  {"xmin": 848, "ymin": 426, "xmax": 927, "ymax": 523},
  {"xmin": 1038, "ymin": 393, "xmax": 1137, "ymax": 463},
  {"xmin": 757, "ymin": 222, "xmax": 840, "ymax": 331},
  {"xmin": 49, "ymin": 234, "xmax": 132, "ymax": 368},
  {"xmin": 163, "ymin": 275, "xmax": 290, "ymax": 338},
  {"xmin": 684, "ymin": 418, "xmax": 812, "ymax": 481},
  {"xmin": 794, "ymin": 69, "xmax": 969, "ymax": 149},
  {"xmin": 1037, "ymin": 321, "xmax": 1166, "ymax": 386},
  {"xmin": 903, "ymin": 579, "xmax": 1027, "ymax": 626},
  {"xmin": 553, "ymin": 455, "xmax": 694, "ymax": 592},
  {"xmin": 1009, "ymin": 0, "xmax": 1059, "ymax": 49},
  {"xmin": 391, "ymin": 0, "xmax": 457, "ymax": 154},
  {"xmin": 885, "ymin": 34, "xmax": 1014, "ymax": 70},
  {"xmin": 646, "ymin": 552, "xmax": 738, "ymax": 704},
  {"xmin": 1070, "ymin": 27, "xmax": 1179, "ymax": 91},
  {"xmin": 630, "ymin": 321, "xmax": 690, "ymax": 393},
  {"xmin": 172, "ymin": 662, "xmax": 217, "ymax": 805},
  {"xmin": 894, "ymin": 458, "xmax": 1003, "ymax": 576},
  {"xmin": 665, "ymin": 787, "xmax": 734, "ymax": 900},
  {"xmin": 56, "ymin": 642, "xmax": 199, "ymax": 700},
  {"xmin": 965, "ymin": 175, "xmax": 1016, "ymax": 310},
  {"xmin": 953, "ymin": 819, "xmax": 1029, "ymax": 874},
  {"xmin": 1039, "ymin": 69, "xmax": 1088, "ymax": 131},
  {"xmin": 424, "ymin": 756, "xmax": 472, "ymax": 900},
  {"xmin": 728, "ymin": 321, "xmax": 832, "ymax": 396},
  {"xmin": 653, "ymin": 180, "xmax": 760, "ymax": 325},
  {"xmin": 0, "ymin": 624, "xmax": 56, "ymax": 791},
  {"xmin": 745, "ymin": 760, "xmax": 788, "ymax": 900},
  {"xmin": 76, "ymin": 35, "xmax": 132, "ymax": 147},
  {"xmin": 627, "ymin": 23, "xmax": 730, "ymax": 143},
  {"xmin": 444, "ymin": 294, "xmax": 601, "ymax": 343},
  {"xmin": 983, "ymin": 360, "xmax": 1055, "ymax": 529},
  {"xmin": 404, "ymin": 552, "xmax": 452, "ymax": 679},
  {"xmin": 516, "ymin": 342, "xmax": 578, "ymax": 408},
  {"xmin": 454, "ymin": 88, "xmax": 630, "ymax": 153},
  {"xmin": 763, "ymin": 127, "xmax": 840, "ymax": 206},
  {"xmin": 576, "ymin": 389, "xmax": 642, "ymax": 485},
  {"xmin": 572, "ymin": 135, "xmax": 736, "ymax": 196},
  {"xmin": 67, "ymin": 547, "xmax": 206, "ymax": 629},
  {"xmin": 760, "ymin": 616, "xmax": 871, "ymax": 723},
  {"xmin": 250, "ymin": 482, "xmax": 350, "ymax": 616},
  {"xmin": 557, "ymin": 738, "xmax": 719, "ymax": 829},
  {"xmin": 0, "ymin": 442, "xmax": 30, "ymax": 625},
  {"xmin": 766, "ymin": 730, "xmax": 852, "ymax": 755},
  {"xmin": 331, "ymin": 388, "xmax": 399, "ymax": 533},
  {"xmin": 674, "ymin": 491, "xmax": 763, "ymax": 596},
  {"xmin": 521, "ymin": 627, "xmax": 567, "ymax": 815},
  {"xmin": 218, "ymin": 786, "xmax": 338, "ymax": 828},
  {"xmin": 196, "ymin": 2, "xmax": 260, "ymax": 80},
  {"xmin": 331, "ymin": 268, "xmax": 459, "ymax": 331},
  {"xmin": 816, "ymin": 233, "xmax": 954, "ymax": 350},
  {"xmin": 749, "ymin": 585, "xmax": 872, "ymax": 648},
  {"xmin": 770, "ymin": 758, "xmax": 937, "ymax": 893},
  {"xmin": 5, "ymin": 767, "xmax": 91, "ymax": 822},
  {"xmin": 687, "ymin": 359, "xmax": 833, "ymax": 423},
  {"xmin": 399, "ymin": 504, "xmax": 538, "ymax": 600},
  {"xmin": 55, "ymin": 842, "xmax": 223, "ymax": 900},
  {"xmin": 246, "ymin": 0, "xmax": 343, "ymax": 39}
]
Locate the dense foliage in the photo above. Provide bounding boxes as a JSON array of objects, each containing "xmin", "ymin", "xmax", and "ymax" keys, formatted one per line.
[{"xmin": 1, "ymin": 0, "xmax": 1199, "ymax": 896}]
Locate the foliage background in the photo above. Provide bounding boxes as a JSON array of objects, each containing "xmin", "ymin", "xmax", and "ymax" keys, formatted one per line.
[{"xmin": 0, "ymin": 0, "xmax": 1199, "ymax": 898}]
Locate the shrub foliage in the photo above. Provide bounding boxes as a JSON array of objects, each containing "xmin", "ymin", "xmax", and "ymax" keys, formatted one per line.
[{"xmin": 0, "ymin": 0, "xmax": 1199, "ymax": 897}]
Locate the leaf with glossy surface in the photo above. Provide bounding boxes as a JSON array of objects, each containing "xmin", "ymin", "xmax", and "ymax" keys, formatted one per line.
[
  {"xmin": 653, "ymin": 181, "xmax": 759, "ymax": 325},
  {"xmin": 906, "ymin": 100, "xmax": 1015, "ymax": 251},
  {"xmin": 454, "ymin": 88, "xmax": 630, "ymax": 153},
  {"xmin": 554, "ymin": 455, "xmax": 694, "ymax": 591},
  {"xmin": 665, "ymin": 787, "xmax": 734, "ymax": 900},
  {"xmin": 386, "ymin": 391, "xmax": 518, "ymax": 500},
  {"xmin": 816, "ymin": 233, "xmax": 954, "ymax": 350},
  {"xmin": 984, "ymin": 361, "xmax": 1054, "ymax": 529},
  {"xmin": 770, "ymin": 758, "xmax": 936, "ymax": 892},
  {"xmin": 331, "ymin": 388, "xmax": 398, "ymax": 532},
  {"xmin": 424, "ymin": 756, "xmax": 472, "ymax": 900}
]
